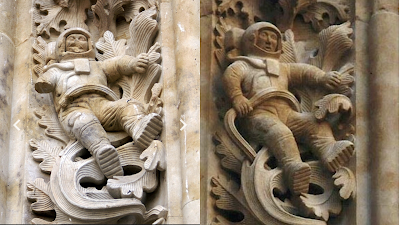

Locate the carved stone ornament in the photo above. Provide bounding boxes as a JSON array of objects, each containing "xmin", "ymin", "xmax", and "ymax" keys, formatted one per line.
[
  {"xmin": 211, "ymin": 0, "xmax": 355, "ymax": 224},
  {"xmin": 30, "ymin": 1, "xmax": 167, "ymax": 224}
]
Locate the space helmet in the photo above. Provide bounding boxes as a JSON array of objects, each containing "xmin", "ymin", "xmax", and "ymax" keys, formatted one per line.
[
  {"xmin": 241, "ymin": 22, "xmax": 282, "ymax": 59},
  {"xmin": 55, "ymin": 27, "xmax": 96, "ymax": 62}
]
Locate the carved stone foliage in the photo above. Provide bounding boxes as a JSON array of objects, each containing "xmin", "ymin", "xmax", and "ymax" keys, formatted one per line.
[
  {"xmin": 34, "ymin": 0, "xmax": 157, "ymax": 38},
  {"xmin": 214, "ymin": 0, "xmax": 351, "ymax": 69},
  {"xmin": 211, "ymin": 1, "xmax": 355, "ymax": 224},
  {"xmin": 30, "ymin": 1, "xmax": 166, "ymax": 224}
]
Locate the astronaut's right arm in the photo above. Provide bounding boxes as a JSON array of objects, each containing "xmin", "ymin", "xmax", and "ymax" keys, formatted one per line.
[
  {"xmin": 222, "ymin": 62, "xmax": 253, "ymax": 117},
  {"xmin": 35, "ymin": 69, "xmax": 57, "ymax": 93},
  {"xmin": 102, "ymin": 54, "xmax": 149, "ymax": 82}
]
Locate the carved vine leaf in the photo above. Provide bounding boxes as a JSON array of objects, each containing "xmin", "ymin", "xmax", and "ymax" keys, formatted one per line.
[
  {"xmin": 336, "ymin": 63, "xmax": 355, "ymax": 96},
  {"xmin": 129, "ymin": 43, "xmax": 162, "ymax": 102},
  {"xmin": 34, "ymin": 109, "xmax": 70, "ymax": 145},
  {"xmin": 107, "ymin": 171, "xmax": 157, "ymax": 200},
  {"xmin": 214, "ymin": 131, "xmax": 245, "ymax": 175},
  {"xmin": 126, "ymin": 7, "xmax": 158, "ymax": 57},
  {"xmin": 314, "ymin": 94, "xmax": 352, "ymax": 122},
  {"xmin": 27, "ymin": 178, "xmax": 55, "ymax": 216},
  {"xmin": 33, "ymin": 0, "xmax": 91, "ymax": 37},
  {"xmin": 310, "ymin": 21, "xmax": 353, "ymax": 71},
  {"xmin": 281, "ymin": 29, "xmax": 299, "ymax": 63},
  {"xmin": 332, "ymin": 167, "xmax": 356, "ymax": 199},
  {"xmin": 104, "ymin": 7, "xmax": 160, "ymax": 103},
  {"xmin": 146, "ymin": 83, "xmax": 163, "ymax": 114},
  {"xmin": 293, "ymin": 22, "xmax": 354, "ymax": 114},
  {"xmin": 30, "ymin": 139, "xmax": 63, "ymax": 174},
  {"xmin": 301, "ymin": 0, "xmax": 350, "ymax": 32},
  {"xmin": 211, "ymin": 176, "xmax": 262, "ymax": 225},
  {"xmin": 214, "ymin": 18, "xmax": 231, "ymax": 68},
  {"xmin": 217, "ymin": 0, "xmax": 250, "ymax": 19},
  {"xmin": 299, "ymin": 193, "xmax": 341, "ymax": 222},
  {"xmin": 32, "ymin": 36, "xmax": 48, "ymax": 77},
  {"xmin": 107, "ymin": 141, "xmax": 160, "ymax": 199},
  {"xmin": 140, "ymin": 140, "xmax": 166, "ymax": 171},
  {"xmin": 298, "ymin": 162, "xmax": 342, "ymax": 222},
  {"xmin": 275, "ymin": 0, "xmax": 299, "ymax": 31},
  {"xmin": 141, "ymin": 206, "xmax": 168, "ymax": 224},
  {"xmin": 92, "ymin": 0, "xmax": 132, "ymax": 36},
  {"xmin": 216, "ymin": 0, "xmax": 273, "ymax": 27},
  {"xmin": 92, "ymin": 0, "xmax": 157, "ymax": 37},
  {"xmin": 95, "ymin": 31, "xmax": 127, "ymax": 61}
]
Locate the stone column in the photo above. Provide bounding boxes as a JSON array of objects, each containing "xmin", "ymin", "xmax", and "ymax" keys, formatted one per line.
[
  {"xmin": 200, "ymin": 0, "xmax": 213, "ymax": 224},
  {"xmin": 159, "ymin": 0, "xmax": 184, "ymax": 223},
  {"xmin": 0, "ymin": 0, "xmax": 16, "ymax": 223},
  {"xmin": 5, "ymin": 0, "xmax": 34, "ymax": 223},
  {"xmin": 368, "ymin": 0, "xmax": 399, "ymax": 224},
  {"xmin": 160, "ymin": 0, "xmax": 200, "ymax": 223},
  {"xmin": 171, "ymin": 0, "xmax": 201, "ymax": 223},
  {"xmin": 355, "ymin": 0, "xmax": 372, "ymax": 224}
]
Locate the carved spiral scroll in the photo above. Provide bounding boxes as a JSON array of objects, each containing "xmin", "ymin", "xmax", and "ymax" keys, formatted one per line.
[
  {"xmin": 50, "ymin": 141, "xmax": 167, "ymax": 223},
  {"xmin": 241, "ymin": 149, "xmax": 327, "ymax": 225}
]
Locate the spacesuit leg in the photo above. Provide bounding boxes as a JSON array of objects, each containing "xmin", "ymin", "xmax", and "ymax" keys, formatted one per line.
[
  {"xmin": 246, "ymin": 112, "xmax": 311, "ymax": 195},
  {"xmin": 99, "ymin": 98, "xmax": 163, "ymax": 150},
  {"xmin": 287, "ymin": 111, "xmax": 354, "ymax": 172},
  {"xmin": 60, "ymin": 109, "xmax": 124, "ymax": 178}
]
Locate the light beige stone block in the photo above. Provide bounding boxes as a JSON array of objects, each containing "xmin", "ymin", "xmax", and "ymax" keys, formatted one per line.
[
  {"xmin": 0, "ymin": 0, "xmax": 16, "ymax": 41},
  {"xmin": 0, "ymin": 33, "xmax": 14, "ymax": 224},
  {"xmin": 368, "ymin": 10, "xmax": 399, "ymax": 225}
]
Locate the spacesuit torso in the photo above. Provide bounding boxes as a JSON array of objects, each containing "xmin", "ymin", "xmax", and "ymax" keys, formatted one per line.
[
  {"xmin": 35, "ymin": 56, "xmax": 136, "ymax": 113},
  {"xmin": 223, "ymin": 57, "xmax": 325, "ymax": 112}
]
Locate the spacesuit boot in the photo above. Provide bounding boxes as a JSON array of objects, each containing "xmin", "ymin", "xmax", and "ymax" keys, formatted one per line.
[
  {"xmin": 128, "ymin": 113, "xmax": 163, "ymax": 149},
  {"xmin": 93, "ymin": 144, "xmax": 124, "ymax": 178},
  {"xmin": 317, "ymin": 140, "xmax": 355, "ymax": 172},
  {"xmin": 270, "ymin": 135, "xmax": 311, "ymax": 195},
  {"xmin": 70, "ymin": 114, "xmax": 124, "ymax": 179}
]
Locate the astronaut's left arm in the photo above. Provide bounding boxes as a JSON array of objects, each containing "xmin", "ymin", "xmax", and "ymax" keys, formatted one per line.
[
  {"xmin": 287, "ymin": 63, "xmax": 341, "ymax": 90},
  {"xmin": 35, "ymin": 68, "xmax": 58, "ymax": 93},
  {"xmin": 102, "ymin": 54, "xmax": 149, "ymax": 82}
]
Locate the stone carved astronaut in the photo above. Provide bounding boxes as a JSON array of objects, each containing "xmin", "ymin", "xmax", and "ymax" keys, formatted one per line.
[
  {"xmin": 35, "ymin": 28, "xmax": 163, "ymax": 179},
  {"xmin": 223, "ymin": 22, "xmax": 354, "ymax": 195}
]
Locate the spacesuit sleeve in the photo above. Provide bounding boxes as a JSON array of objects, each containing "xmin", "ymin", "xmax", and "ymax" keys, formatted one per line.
[
  {"xmin": 35, "ymin": 68, "xmax": 58, "ymax": 93},
  {"xmin": 222, "ymin": 61, "xmax": 246, "ymax": 100},
  {"xmin": 102, "ymin": 55, "xmax": 138, "ymax": 82},
  {"xmin": 287, "ymin": 63, "xmax": 326, "ymax": 87}
]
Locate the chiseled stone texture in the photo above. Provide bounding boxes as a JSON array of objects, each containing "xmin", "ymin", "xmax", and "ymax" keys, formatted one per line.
[
  {"xmin": 0, "ymin": 1, "xmax": 16, "ymax": 41},
  {"xmin": 354, "ymin": 0, "xmax": 372, "ymax": 224},
  {"xmin": 369, "ymin": 4, "xmax": 399, "ymax": 225},
  {"xmin": 3, "ymin": 0, "xmax": 201, "ymax": 224},
  {"xmin": 0, "ymin": 33, "xmax": 14, "ymax": 224},
  {"xmin": 171, "ymin": 0, "xmax": 201, "ymax": 223},
  {"xmin": 200, "ymin": 0, "xmax": 398, "ymax": 225},
  {"xmin": 0, "ymin": 1, "xmax": 16, "ymax": 223}
]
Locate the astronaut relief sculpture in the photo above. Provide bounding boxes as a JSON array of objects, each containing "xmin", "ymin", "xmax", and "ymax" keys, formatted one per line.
[
  {"xmin": 28, "ymin": 0, "xmax": 167, "ymax": 224},
  {"xmin": 211, "ymin": 1, "xmax": 356, "ymax": 224}
]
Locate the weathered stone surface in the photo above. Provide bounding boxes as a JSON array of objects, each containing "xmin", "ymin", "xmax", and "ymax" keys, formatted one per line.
[
  {"xmin": 0, "ymin": 1, "xmax": 16, "ymax": 223},
  {"xmin": 0, "ymin": 33, "xmax": 14, "ymax": 224},
  {"xmin": 369, "ymin": 9, "xmax": 399, "ymax": 225},
  {"xmin": 3, "ymin": 0, "xmax": 201, "ymax": 224},
  {"xmin": 201, "ymin": 0, "xmax": 398, "ymax": 224},
  {"xmin": 171, "ymin": 0, "xmax": 201, "ymax": 223}
]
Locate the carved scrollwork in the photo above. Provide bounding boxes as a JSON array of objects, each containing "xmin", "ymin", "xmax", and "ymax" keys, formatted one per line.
[
  {"xmin": 33, "ymin": 0, "xmax": 92, "ymax": 37},
  {"xmin": 300, "ymin": 0, "xmax": 351, "ymax": 32},
  {"xmin": 214, "ymin": 0, "xmax": 352, "ymax": 70},
  {"xmin": 212, "ymin": 1, "xmax": 355, "ymax": 224},
  {"xmin": 29, "ymin": 1, "xmax": 166, "ymax": 224},
  {"xmin": 92, "ymin": 0, "xmax": 157, "ymax": 37}
]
